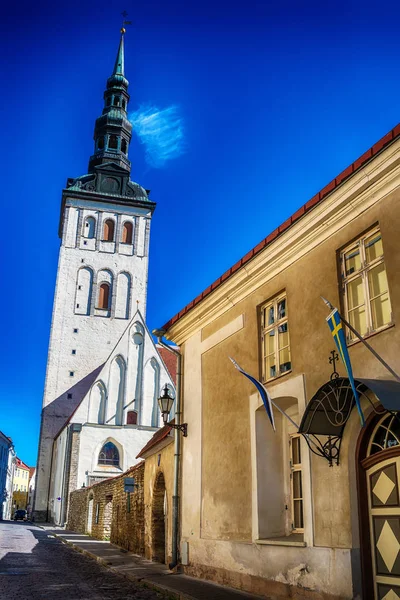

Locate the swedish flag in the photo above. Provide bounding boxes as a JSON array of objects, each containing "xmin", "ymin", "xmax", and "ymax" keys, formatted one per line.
[{"xmin": 327, "ymin": 308, "xmax": 365, "ymax": 426}]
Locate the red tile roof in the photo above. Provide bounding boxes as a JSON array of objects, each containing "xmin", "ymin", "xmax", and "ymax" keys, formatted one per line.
[
  {"xmin": 16, "ymin": 458, "xmax": 30, "ymax": 471},
  {"xmin": 136, "ymin": 424, "xmax": 173, "ymax": 458},
  {"xmin": 162, "ymin": 124, "xmax": 400, "ymax": 332},
  {"xmin": 157, "ymin": 345, "xmax": 178, "ymax": 385}
]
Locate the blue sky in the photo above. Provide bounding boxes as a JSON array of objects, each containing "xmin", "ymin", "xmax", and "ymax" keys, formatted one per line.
[{"xmin": 1, "ymin": 0, "xmax": 400, "ymax": 465}]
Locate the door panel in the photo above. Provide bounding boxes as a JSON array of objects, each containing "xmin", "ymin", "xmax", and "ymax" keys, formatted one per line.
[{"xmin": 367, "ymin": 458, "xmax": 400, "ymax": 598}]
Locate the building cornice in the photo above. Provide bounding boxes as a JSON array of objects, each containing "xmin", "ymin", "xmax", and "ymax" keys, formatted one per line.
[{"xmin": 165, "ymin": 138, "xmax": 400, "ymax": 345}]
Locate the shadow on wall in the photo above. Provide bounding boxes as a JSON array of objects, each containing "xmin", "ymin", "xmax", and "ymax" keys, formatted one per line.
[{"xmin": 41, "ymin": 364, "xmax": 105, "ymax": 439}]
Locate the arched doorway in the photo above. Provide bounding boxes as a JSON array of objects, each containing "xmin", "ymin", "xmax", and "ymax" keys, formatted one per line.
[
  {"xmin": 357, "ymin": 410, "xmax": 400, "ymax": 599},
  {"xmin": 87, "ymin": 494, "xmax": 94, "ymax": 534},
  {"xmin": 152, "ymin": 472, "xmax": 166, "ymax": 563}
]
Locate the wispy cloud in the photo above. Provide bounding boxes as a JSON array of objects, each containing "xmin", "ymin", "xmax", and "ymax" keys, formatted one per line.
[{"xmin": 129, "ymin": 104, "xmax": 186, "ymax": 168}]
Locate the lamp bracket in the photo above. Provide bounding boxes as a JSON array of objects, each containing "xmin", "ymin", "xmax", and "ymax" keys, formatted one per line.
[{"xmin": 168, "ymin": 422, "xmax": 188, "ymax": 437}]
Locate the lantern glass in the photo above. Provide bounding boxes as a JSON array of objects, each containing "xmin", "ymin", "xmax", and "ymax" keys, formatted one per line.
[{"xmin": 157, "ymin": 385, "xmax": 174, "ymax": 423}]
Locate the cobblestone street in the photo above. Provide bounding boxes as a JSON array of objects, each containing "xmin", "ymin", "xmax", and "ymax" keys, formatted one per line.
[{"xmin": 0, "ymin": 522, "xmax": 165, "ymax": 599}]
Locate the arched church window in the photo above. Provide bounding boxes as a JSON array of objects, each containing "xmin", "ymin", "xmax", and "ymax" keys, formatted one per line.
[
  {"xmin": 108, "ymin": 135, "xmax": 118, "ymax": 150},
  {"xmin": 121, "ymin": 139, "xmax": 127, "ymax": 154},
  {"xmin": 113, "ymin": 96, "xmax": 120, "ymax": 107},
  {"xmin": 103, "ymin": 219, "xmax": 115, "ymax": 241},
  {"xmin": 121, "ymin": 221, "xmax": 133, "ymax": 244},
  {"xmin": 98, "ymin": 137, "xmax": 104, "ymax": 150},
  {"xmin": 98, "ymin": 442, "xmax": 119, "ymax": 466},
  {"xmin": 83, "ymin": 216, "xmax": 96, "ymax": 239},
  {"xmin": 98, "ymin": 283, "xmax": 110, "ymax": 310},
  {"xmin": 368, "ymin": 412, "xmax": 400, "ymax": 456}
]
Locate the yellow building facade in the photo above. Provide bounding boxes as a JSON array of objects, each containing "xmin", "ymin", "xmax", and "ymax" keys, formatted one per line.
[
  {"xmin": 12, "ymin": 458, "xmax": 30, "ymax": 511},
  {"xmin": 162, "ymin": 125, "xmax": 400, "ymax": 599}
]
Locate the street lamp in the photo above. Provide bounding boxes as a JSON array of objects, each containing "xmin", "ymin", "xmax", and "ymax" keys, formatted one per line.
[{"xmin": 158, "ymin": 384, "xmax": 188, "ymax": 437}]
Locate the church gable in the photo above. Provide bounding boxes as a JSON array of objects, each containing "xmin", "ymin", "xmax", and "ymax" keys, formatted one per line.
[{"xmin": 72, "ymin": 311, "xmax": 175, "ymax": 429}]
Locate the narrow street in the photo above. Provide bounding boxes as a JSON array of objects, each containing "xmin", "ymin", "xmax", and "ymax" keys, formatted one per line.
[{"xmin": 0, "ymin": 521, "xmax": 165, "ymax": 599}]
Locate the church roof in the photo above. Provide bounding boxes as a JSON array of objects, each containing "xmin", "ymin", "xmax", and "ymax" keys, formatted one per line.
[{"xmin": 162, "ymin": 123, "xmax": 400, "ymax": 331}]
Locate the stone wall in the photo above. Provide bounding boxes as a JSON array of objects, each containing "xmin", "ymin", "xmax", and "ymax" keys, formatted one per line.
[{"xmin": 67, "ymin": 462, "xmax": 145, "ymax": 555}]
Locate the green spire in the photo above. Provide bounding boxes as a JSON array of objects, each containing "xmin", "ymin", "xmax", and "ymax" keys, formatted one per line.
[{"xmin": 113, "ymin": 32, "xmax": 125, "ymax": 77}]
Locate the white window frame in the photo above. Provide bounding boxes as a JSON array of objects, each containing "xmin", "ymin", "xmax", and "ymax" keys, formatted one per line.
[
  {"xmin": 289, "ymin": 433, "xmax": 304, "ymax": 533},
  {"xmin": 341, "ymin": 226, "xmax": 393, "ymax": 342},
  {"xmin": 260, "ymin": 292, "xmax": 291, "ymax": 382}
]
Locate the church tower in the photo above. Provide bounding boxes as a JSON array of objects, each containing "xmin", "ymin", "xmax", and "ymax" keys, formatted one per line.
[{"xmin": 34, "ymin": 30, "xmax": 156, "ymax": 521}]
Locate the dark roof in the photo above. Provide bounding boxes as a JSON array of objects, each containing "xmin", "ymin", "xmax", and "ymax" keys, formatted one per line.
[
  {"xmin": 136, "ymin": 424, "xmax": 173, "ymax": 458},
  {"xmin": 162, "ymin": 124, "xmax": 400, "ymax": 331}
]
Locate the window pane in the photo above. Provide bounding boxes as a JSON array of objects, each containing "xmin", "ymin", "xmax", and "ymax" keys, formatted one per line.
[
  {"xmin": 264, "ymin": 330, "xmax": 275, "ymax": 355},
  {"xmin": 368, "ymin": 263, "xmax": 388, "ymax": 299},
  {"xmin": 348, "ymin": 306, "xmax": 367, "ymax": 336},
  {"xmin": 277, "ymin": 298, "xmax": 286, "ymax": 320},
  {"xmin": 267, "ymin": 305, "xmax": 274, "ymax": 325},
  {"xmin": 293, "ymin": 471, "xmax": 302, "ymax": 499},
  {"xmin": 265, "ymin": 354, "xmax": 276, "ymax": 378},
  {"xmin": 291, "ymin": 437, "xmax": 301, "ymax": 465},
  {"xmin": 278, "ymin": 322, "xmax": 289, "ymax": 348},
  {"xmin": 294, "ymin": 499, "xmax": 304, "ymax": 529},
  {"xmin": 279, "ymin": 347, "xmax": 291, "ymax": 372},
  {"xmin": 347, "ymin": 276, "xmax": 364, "ymax": 309},
  {"xmin": 344, "ymin": 247, "xmax": 361, "ymax": 275},
  {"xmin": 365, "ymin": 233, "xmax": 383, "ymax": 264},
  {"xmin": 371, "ymin": 293, "xmax": 391, "ymax": 329}
]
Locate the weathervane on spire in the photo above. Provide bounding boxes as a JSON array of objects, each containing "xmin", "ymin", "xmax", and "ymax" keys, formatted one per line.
[{"xmin": 121, "ymin": 10, "xmax": 132, "ymax": 34}]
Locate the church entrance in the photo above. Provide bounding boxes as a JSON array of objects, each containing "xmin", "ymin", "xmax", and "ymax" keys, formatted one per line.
[
  {"xmin": 358, "ymin": 411, "xmax": 400, "ymax": 599},
  {"xmin": 151, "ymin": 472, "xmax": 166, "ymax": 563}
]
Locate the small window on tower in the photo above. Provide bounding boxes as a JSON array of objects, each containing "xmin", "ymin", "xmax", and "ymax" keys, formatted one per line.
[
  {"xmin": 98, "ymin": 137, "xmax": 104, "ymax": 150},
  {"xmin": 106, "ymin": 97, "xmax": 112, "ymax": 107},
  {"xmin": 108, "ymin": 135, "xmax": 118, "ymax": 150},
  {"xmin": 69, "ymin": 371, "xmax": 74, "ymax": 377},
  {"xmin": 67, "ymin": 393, "xmax": 73, "ymax": 399},
  {"xmin": 103, "ymin": 219, "xmax": 115, "ymax": 241},
  {"xmin": 122, "ymin": 99, "xmax": 126, "ymax": 110},
  {"xmin": 98, "ymin": 283, "xmax": 110, "ymax": 310},
  {"xmin": 121, "ymin": 221, "xmax": 133, "ymax": 244},
  {"xmin": 113, "ymin": 96, "xmax": 120, "ymax": 106},
  {"xmin": 121, "ymin": 139, "xmax": 127, "ymax": 154}
]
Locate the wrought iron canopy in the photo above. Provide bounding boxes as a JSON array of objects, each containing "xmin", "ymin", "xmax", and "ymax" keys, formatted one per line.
[{"xmin": 298, "ymin": 377, "xmax": 400, "ymax": 465}]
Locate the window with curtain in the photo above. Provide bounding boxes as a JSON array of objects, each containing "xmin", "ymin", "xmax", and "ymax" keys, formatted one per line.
[{"xmin": 341, "ymin": 227, "xmax": 392, "ymax": 341}]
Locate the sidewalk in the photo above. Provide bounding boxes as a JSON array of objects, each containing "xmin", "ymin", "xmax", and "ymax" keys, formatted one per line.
[{"xmin": 40, "ymin": 526, "xmax": 264, "ymax": 600}]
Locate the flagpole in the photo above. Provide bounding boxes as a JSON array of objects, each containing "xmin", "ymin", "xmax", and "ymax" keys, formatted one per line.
[{"xmin": 321, "ymin": 297, "xmax": 400, "ymax": 383}]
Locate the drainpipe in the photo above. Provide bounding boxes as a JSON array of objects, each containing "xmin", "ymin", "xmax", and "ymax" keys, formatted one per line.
[{"xmin": 153, "ymin": 328, "xmax": 181, "ymax": 570}]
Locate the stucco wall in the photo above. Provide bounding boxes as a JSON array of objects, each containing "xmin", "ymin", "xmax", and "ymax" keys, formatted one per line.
[
  {"xmin": 143, "ymin": 439, "xmax": 175, "ymax": 563},
  {"xmin": 169, "ymin": 147, "xmax": 400, "ymax": 598}
]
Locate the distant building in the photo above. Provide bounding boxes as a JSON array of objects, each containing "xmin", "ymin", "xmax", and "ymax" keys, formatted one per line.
[
  {"xmin": 0, "ymin": 432, "xmax": 15, "ymax": 520},
  {"xmin": 27, "ymin": 468, "xmax": 36, "ymax": 518},
  {"xmin": 34, "ymin": 30, "xmax": 176, "ymax": 524},
  {"xmin": 12, "ymin": 458, "xmax": 30, "ymax": 511}
]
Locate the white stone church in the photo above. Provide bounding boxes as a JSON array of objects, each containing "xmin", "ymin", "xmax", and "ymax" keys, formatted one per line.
[{"xmin": 34, "ymin": 31, "xmax": 176, "ymax": 524}]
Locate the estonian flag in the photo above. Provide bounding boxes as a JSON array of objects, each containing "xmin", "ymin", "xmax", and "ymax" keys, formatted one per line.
[
  {"xmin": 229, "ymin": 357, "xmax": 276, "ymax": 431},
  {"xmin": 326, "ymin": 308, "xmax": 365, "ymax": 427}
]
